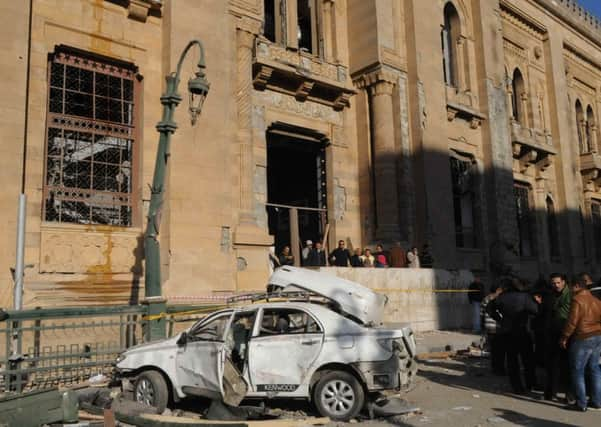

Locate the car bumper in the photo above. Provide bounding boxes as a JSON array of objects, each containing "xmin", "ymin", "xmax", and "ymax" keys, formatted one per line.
[{"xmin": 351, "ymin": 351, "xmax": 417, "ymax": 391}]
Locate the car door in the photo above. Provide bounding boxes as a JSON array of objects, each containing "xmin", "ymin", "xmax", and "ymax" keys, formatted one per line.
[
  {"xmin": 248, "ymin": 307, "xmax": 324, "ymax": 394},
  {"xmin": 175, "ymin": 311, "xmax": 233, "ymax": 399}
]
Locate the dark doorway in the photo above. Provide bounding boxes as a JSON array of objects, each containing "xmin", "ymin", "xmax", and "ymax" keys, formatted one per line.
[{"xmin": 266, "ymin": 125, "xmax": 327, "ymax": 254}]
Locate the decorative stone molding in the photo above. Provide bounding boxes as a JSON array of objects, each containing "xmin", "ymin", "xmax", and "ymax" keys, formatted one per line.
[
  {"xmin": 445, "ymin": 87, "xmax": 485, "ymax": 128},
  {"xmin": 122, "ymin": 0, "xmax": 161, "ymax": 22},
  {"xmin": 500, "ymin": 2, "xmax": 547, "ymax": 40},
  {"xmin": 253, "ymin": 39, "xmax": 355, "ymax": 110},
  {"xmin": 532, "ymin": 0, "xmax": 601, "ymax": 47},
  {"xmin": 295, "ymin": 81, "xmax": 315, "ymax": 101},
  {"xmin": 511, "ymin": 121, "xmax": 556, "ymax": 176},
  {"xmin": 580, "ymin": 152, "xmax": 601, "ymax": 191}
]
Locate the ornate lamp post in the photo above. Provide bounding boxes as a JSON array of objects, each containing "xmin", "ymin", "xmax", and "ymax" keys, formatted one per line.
[{"xmin": 143, "ymin": 40, "xmax": 209, "ymax": 340}]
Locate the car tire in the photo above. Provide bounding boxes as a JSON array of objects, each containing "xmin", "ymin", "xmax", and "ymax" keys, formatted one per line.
[
  {"xmin": 134, "ymin": 370, "xmax": 169, "ymax": 413},
  {"xmin": 313, "ymin": 371, "xmax": 364, "ymax": 421}
]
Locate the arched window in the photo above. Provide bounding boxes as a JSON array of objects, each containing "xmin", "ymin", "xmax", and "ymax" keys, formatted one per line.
[
  {"xmin": 576, "ymin": 100, "xmax": 585, "ymax": 153},
  {"xmin": 511, "ymin": 69, "xmax": 525, "ymax": 125},
  {"xmin": 546, "ymin": 196, "xmax": 559, "ymax": 258},
  {"xmin": 586, "ymin": 105, "xmax": 595, "ymax": 153},
  {"xmin": 441, "ymin": 3, "xmax": 460, "ymax": 87}
]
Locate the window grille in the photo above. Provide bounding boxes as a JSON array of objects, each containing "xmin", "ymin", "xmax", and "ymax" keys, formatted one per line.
[
  {"xmin": 450, "ymin": 156, "xmax": 477, "ymax": 248},
  {"xmin": 43, "ymin": 48, "xmax": 137, "ymax": 226},
  {"xmin": 514, "ymin": 183, "xmax": 536, "ymax": 257}
]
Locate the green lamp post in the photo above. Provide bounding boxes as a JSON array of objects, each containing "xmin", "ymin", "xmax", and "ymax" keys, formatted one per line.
[{"xmin": 143, "ymin": 40, "xmax": 210, "ymax": 340}]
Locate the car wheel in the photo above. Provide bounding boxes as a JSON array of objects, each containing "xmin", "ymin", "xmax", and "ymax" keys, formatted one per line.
[
  {"xmin": 134, "ymin": 370, "xmax": 169, "ymax": 412},
  {"xmin": 313, "ymin": 371, "xmax": 364, "ymax": 421}
]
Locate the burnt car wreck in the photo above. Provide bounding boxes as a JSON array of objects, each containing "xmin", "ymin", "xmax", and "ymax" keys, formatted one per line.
[{"xmin": 115, "ymin": 267, "xmax": 418, "ymax": 420}]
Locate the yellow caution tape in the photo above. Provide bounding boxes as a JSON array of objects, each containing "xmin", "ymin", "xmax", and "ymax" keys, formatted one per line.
[{"xmin": 142, "ymin": 305, "xmax": 228, "ymax": 321}]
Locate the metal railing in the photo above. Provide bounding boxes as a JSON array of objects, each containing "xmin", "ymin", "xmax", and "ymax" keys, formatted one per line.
[{"xmin": 0, "ymin": 304, "xmax": 217, "ymax": 394}]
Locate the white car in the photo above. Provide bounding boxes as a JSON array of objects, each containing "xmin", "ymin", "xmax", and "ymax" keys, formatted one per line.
[{"xmin": 115, "ymin": 267, "xmax": 418, "ymax": 420}]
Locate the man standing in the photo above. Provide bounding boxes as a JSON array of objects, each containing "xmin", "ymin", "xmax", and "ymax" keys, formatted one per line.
[
  {"xmin": 301, "ymin": 240, "xmax": 313, "ymax": 266},
  {"xmin": 544, "ymin": 273, "xmax": 572, "ymax": 401},
  {"xmin": 306, "ymin": 241, "xmax": 326, "ymax": 267},
  {"xmin": 328, "ymin": 240, "xmax": 351, "ymax": 267},
  {"xmin": 560, "ymin": 274, "xmax": 601, "ymax": 412},
  {"xmin": 389, "ymin": 242, "xmax": 406, "ymax": 268},
  {"xmin": 469, "ymin": 276, "xmax": 485, "ymax": 334},
  {"xmin": 487, "ymin": 278, "xmax": 540, "ymax": 394},
  {"xmin": 481, "ymin": 283, "xmax": 506, "ymax": 375},
  {"xmin": 407, "ymin": 246, "xmax": 420, "ymax": 268}
]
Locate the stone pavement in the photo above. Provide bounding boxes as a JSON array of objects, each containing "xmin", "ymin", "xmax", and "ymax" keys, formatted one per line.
[{"xmin": 414, "ymin": 329, "xmax": 481, "ymax": 354}]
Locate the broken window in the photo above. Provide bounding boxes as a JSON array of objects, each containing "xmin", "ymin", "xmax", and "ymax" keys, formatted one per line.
[
  {"xmin": 259, "ymin": 308, "xmax": 322, "ymax": 336},
  {"xmin": 546, "ymin": 197, "xmax": 559, "ymax": 258},
  {"xmin": 450, "ymin": 156, "xmax": 477, "ymax": 248},
  {"xmin": 514, "ymin": 183, "xmax": 536, "ymax": 257},
  {"xmin": 190, "ymin": 312, "xmax": 231, "ymax": 342},
  {"xmin": 43, "ymin": 47, "xmax": 137, "ymax": 226},
  {"xmin": 592, "ymin": 201, "xmax": 601, "ymax": 262},
  {"xmin": 263, "ymin": 0, "xmax": 320, "ymax": 56}
]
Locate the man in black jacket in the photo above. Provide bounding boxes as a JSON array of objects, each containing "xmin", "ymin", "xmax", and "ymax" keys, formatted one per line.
[
  {"xmin": 306, "ymin": 241, "xmax": 326, "ymax": 267},
  {"xmin": 328, "ymin": 240, "xmax": 351, "ymax": 267},
  {"xmin": 487, "ymin": 278, "xmax": 541, "ymax": 394}
]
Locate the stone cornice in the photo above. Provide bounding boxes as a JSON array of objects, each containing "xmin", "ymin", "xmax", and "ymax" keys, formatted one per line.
[
  {"xmin": 563, "ymin": 42, "xmax": 601, "ymax": 77},
  {"xmin": 500, "ymin": 2, "xmax": 547, "ymax": 40},
  {"xmin": 530, "ymin": 0, "xmax": 601, "ymax": 48}
]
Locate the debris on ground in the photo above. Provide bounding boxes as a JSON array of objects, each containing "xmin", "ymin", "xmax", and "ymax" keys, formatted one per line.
[{"xmin": 369, "ymin": 396, "xmax": 420, "ymax": 418}]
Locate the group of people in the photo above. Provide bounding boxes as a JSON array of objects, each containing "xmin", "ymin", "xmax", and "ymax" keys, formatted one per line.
[
  {"xmin": 273, "ymin": 240, "xmax": 432, "ymax": 269},
  {"xmin": 475, "ymin": 273, "xmax": 601, "ymax": 412}
]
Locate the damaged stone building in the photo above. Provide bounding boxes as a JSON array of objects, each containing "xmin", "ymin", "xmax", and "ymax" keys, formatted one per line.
[{"xmin": 1, "ymin": 0, "xmax": 600, "ymax": 308}]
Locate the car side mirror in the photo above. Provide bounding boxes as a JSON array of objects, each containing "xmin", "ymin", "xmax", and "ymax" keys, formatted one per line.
[{"xmin": 177, "ymin": 331, "xmax": 188, "ymax": 346}]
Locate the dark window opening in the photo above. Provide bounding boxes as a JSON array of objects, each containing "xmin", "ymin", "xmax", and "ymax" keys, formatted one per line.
[
  {"xmin": 586, "ymin": 106, "xmax": 595, "ymax": 153},
  {"xmin": 264, "ymin": 0, "xmax": 276, "ymax": 42},
  {"xmin": 298, "ymin": 0, "xmax": 315, "ymax": 53},
  {"xmin": 266, "ymin": 127, "xmax": 327, "ymax": 254},
  {"xmin": 514, "ymin": 183, "xmax": 536, "ymax": 257},
  {"xmin": 442, "ymin": 2, "xmax": 460, "ymax": 87},
  {"xmin": 592, "ymin": 201, "xmax": 601, "ymax": 263},
  {"xmin": 43, "ymin": 48, "xmax": 136, "ymax": 227},
  {"xmin": 450, "ymin": 156, "xmax": 477, "ymax": 248},
  {"xmin": 576, "ymin": 100, "xmax": 585, "ymax": 153},
  {"xmin": 546, "ymin": 197, "xmax": 560, "ymax": 258},
  {"xmin": 512, "ymin": 68, "xmax": 525, "ymax": 124}
]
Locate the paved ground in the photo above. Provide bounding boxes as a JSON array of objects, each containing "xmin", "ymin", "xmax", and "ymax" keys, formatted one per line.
[{"xmin": 334, "ymin": 331, "xmax": 599, "ymax": 427}]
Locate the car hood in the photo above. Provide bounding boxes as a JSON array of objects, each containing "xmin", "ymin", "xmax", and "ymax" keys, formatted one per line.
[
  {"xmin": 268, "ymin": 266, "xmax": 388, "ymax": 325},
  {"xmin": 122, "ymin": 334, "xmax": 181, "ymax": 355}
]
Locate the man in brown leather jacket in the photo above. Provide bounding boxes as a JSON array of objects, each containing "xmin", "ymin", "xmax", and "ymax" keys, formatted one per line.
[{"xmin": 560, "ymin": 274, "xmax": 601, "ymax": 412}]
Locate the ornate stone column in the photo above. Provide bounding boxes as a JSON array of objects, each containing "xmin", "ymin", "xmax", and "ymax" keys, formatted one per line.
[
  {"xmin": 234, "ymin": 17, "xmax": 272, "ymax": 246},
  {"xmin": 456, "ymin": 37, "xmax": 467, "ymax": 92},
  {"xmin": 357, "ymin": 69, "xmax": 401, "ymax": 241},
  {"xmin": 322, "ymin": 0, "xmax": 335, "ymax": 62}
]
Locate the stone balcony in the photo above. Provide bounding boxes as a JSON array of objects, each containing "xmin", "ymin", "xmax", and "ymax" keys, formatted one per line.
[
  {"xmin": 510, "ymin": 120, "xmax": 556, "ymax": 174},
  {"xmin": 253, "ymin": 39, "xmax": 356, "ymax": 111},
  {"xmin": 445, "ymin": 86, "xmax": 485, "ymax": 129},
  {"xmin": 580, "ymin": 152, "xmax": 601, "ymax": 190}
]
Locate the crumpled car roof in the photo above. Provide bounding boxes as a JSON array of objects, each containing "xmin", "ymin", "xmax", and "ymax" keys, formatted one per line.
[{"xmin": 267, "ymin": 266, "xmax": 388, "ymax": 325}]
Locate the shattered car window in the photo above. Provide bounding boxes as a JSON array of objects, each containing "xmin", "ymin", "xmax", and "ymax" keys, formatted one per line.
[
  {"xmin": 190, "ymin": 313, "xmax": 230, "ymax": 341},
  {"xmin": 259, "ymin": 308, "xmax": 322, "ymax": 336},
  {"xmin": 226, "ymin": 311, "xmax": 257, "ymax": 372}
]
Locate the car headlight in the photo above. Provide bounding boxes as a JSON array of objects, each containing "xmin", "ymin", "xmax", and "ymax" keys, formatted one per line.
[{"xmin": 115, "ymin": 353, "xmax": 127, "ymax": 364}]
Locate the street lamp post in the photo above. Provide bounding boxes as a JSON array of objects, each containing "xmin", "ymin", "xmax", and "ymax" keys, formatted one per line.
[{"xmin": 143, "ymin": 40, "xmax": 210, "ymax": 340}]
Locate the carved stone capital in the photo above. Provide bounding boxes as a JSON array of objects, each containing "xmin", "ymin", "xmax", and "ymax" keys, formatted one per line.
[
  {"xmin": 368, "ymin": 80, "xmax": 395, "ymax": 97},
  {"xmin": 353, "ymin": 67, "xmax": 398, "ymax": 91}
]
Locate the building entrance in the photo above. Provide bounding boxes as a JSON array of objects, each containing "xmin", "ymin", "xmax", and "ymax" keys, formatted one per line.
[{"xmin": 266, "ymin": 124, "xmax": 327, "ymax": 258}]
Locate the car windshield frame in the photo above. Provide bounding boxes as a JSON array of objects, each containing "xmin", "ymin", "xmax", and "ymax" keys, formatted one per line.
[{"xmin": 188, "ymin": 310, "xmax": 233, "ymax": 342}]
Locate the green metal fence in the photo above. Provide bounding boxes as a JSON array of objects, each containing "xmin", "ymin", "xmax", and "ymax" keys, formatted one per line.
[{"xmin": 0, "ymin": 304, "xmax": 218, "ymax": 394}]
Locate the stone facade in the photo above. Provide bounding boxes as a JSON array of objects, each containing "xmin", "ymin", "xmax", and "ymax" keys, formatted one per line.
[{"xmin": 0, "ymin": 0, "xmax": 600, "ymax": 309}]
